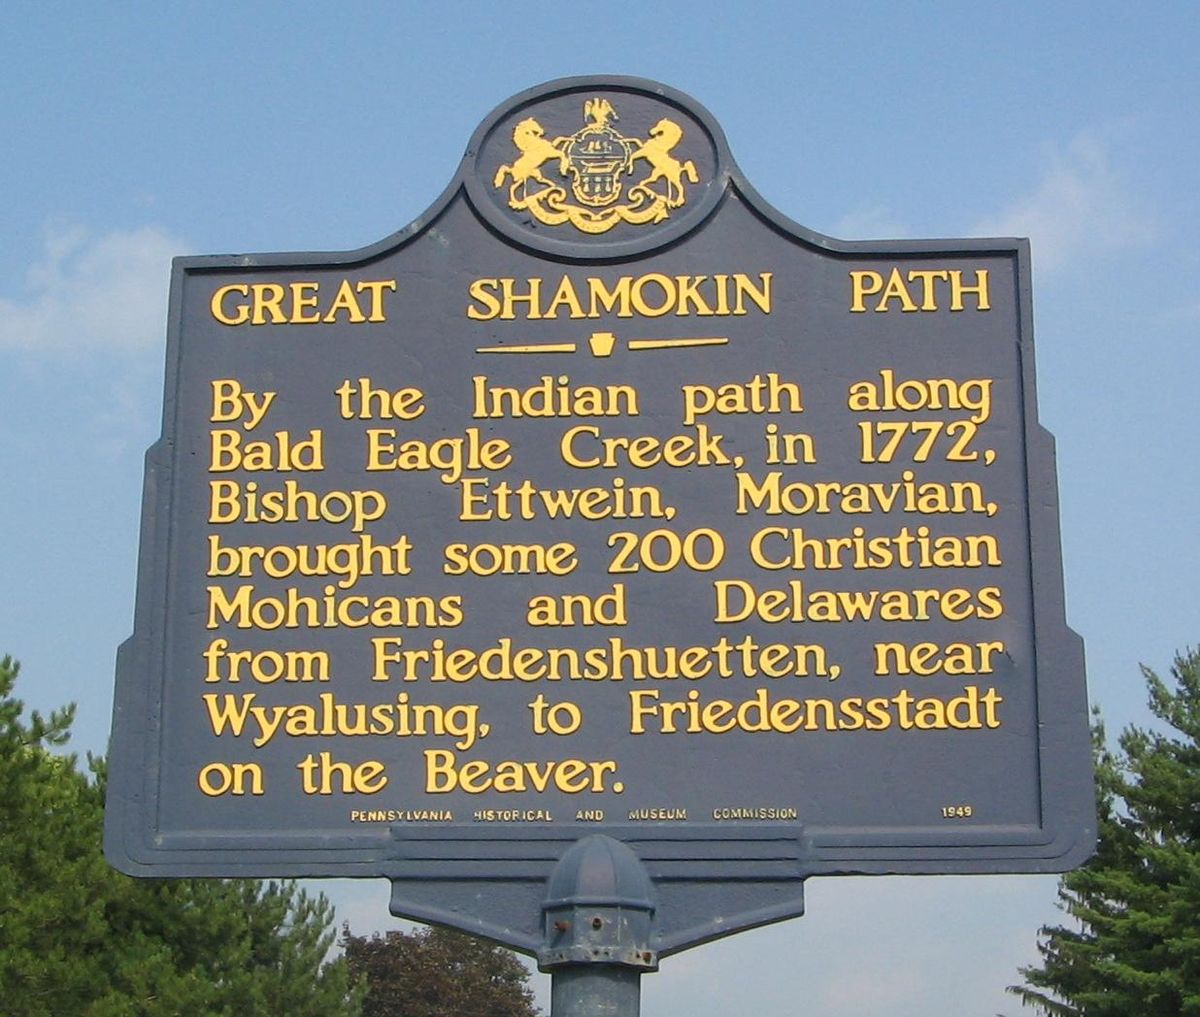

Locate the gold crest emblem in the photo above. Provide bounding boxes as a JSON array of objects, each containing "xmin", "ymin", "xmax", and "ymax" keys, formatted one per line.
[{"xmin": 493, "ymin": 98, "xmax": 699, "ymax": 234}]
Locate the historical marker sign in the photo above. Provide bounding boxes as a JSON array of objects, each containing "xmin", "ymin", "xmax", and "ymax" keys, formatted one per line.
[{"xmin": 106, "ymin": 77, "xmax": 1094, "ymax": 955}]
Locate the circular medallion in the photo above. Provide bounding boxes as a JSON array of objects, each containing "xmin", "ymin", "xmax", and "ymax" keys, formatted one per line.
[{"xmin": 466, "ymin": 77, "xmax": 728, "ymax": 260}]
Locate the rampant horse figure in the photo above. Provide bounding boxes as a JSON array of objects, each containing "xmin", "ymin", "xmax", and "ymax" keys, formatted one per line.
[
  {"xmin": 630, "ymin": 118, "xmax": 698, "ymax": 207},
  {"xmin": 493, "ymin": 118, "xmax": 570, "ymax": 207}
]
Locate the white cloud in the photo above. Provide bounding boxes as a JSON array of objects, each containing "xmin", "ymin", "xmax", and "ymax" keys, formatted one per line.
[
  {"xmin": 828, "ymin": 203, "xmax": 913, "ymax": 241},
  {"xmin": 971, "ymin": 130, "xmax": 1155, "ymax": 272},
  {"xmin": 0, "ymin": 224, "xmax": 187, "ymax": 353}
]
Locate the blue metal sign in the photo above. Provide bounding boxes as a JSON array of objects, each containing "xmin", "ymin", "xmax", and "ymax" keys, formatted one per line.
[{"xmin": 106, "ymin": 77, "xmax": 1094, "ymax": 955}]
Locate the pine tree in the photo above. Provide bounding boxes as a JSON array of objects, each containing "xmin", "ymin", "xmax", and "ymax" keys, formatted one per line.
[
  {"xmin": 0, "ymin": 655, "xmax": 362, "ymax": 1016},
  {"xmin": 1012, "ymin": 649, "xmax": 1200, "ymax": 1015},
  {"xmin": 342, "ymin": 923, "xmax": 540, "ymax": 1017}
]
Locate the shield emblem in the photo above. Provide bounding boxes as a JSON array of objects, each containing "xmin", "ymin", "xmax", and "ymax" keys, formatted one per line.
[{"xmin": 564, "ymin": 125, "xmax": 634, "ymax": 208}]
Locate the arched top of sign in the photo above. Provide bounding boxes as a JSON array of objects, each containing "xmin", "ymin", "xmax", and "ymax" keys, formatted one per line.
[{"xmin": 464, "ymin": 76, "xmax": 729, "ymax": 260}]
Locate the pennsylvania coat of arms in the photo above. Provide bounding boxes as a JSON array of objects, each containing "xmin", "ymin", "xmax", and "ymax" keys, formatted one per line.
[{"xmin": 493, "ymin": 98, "xmax": 699, "ymax": 235}]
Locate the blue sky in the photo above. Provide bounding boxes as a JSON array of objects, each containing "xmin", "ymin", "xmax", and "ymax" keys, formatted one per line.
[{"xmin": 2, "ymin": 3, "xmax": 1197, "ymax": 1014}]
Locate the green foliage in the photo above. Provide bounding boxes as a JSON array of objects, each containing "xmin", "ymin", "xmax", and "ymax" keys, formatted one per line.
[
  {"xmin": 0, "ymin": 655, "xmax": 361, "ymax": 1016},
  {"xmin": 1012, "ymin": 649, "xmax": 1200, "ymax": 1015},
  {"xmin": 342, "ymin": 923, "xmax": 539, "ymax": 1017}
]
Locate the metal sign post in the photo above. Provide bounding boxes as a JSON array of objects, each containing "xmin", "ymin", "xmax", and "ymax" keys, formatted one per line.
[{"xmin": 540, "ymin": 836, "xmax": 655, "ymax": 1017}]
